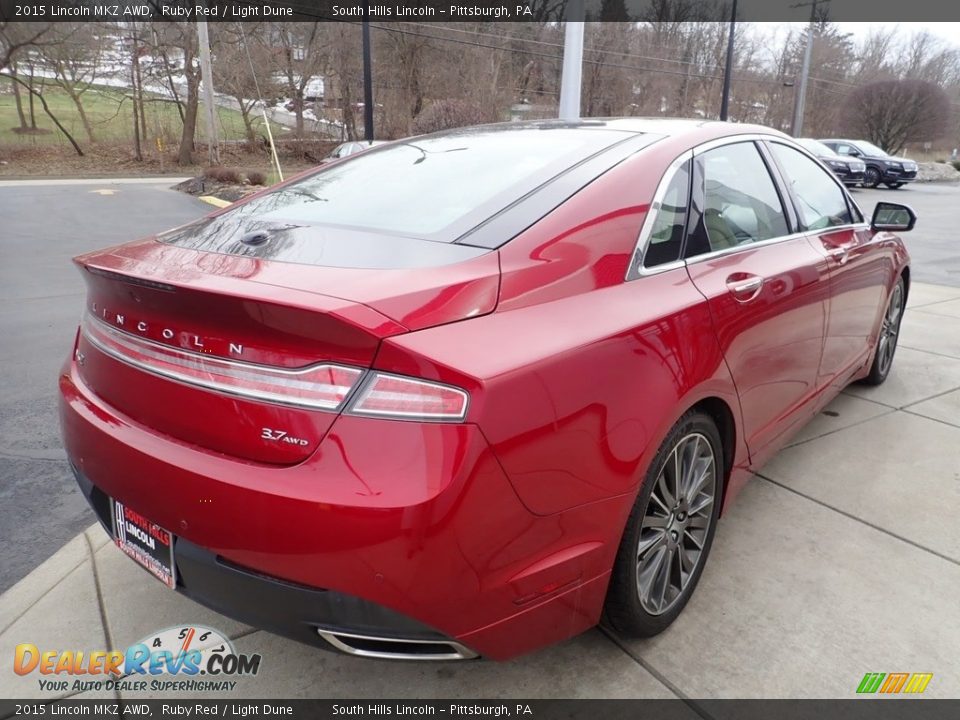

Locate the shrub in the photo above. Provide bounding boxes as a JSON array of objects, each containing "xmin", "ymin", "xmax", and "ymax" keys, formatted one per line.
[
  {"xmin": 203, "ymin": 166, "xmax": 244, "ymax": 183},
  {"xmin": 952, "ymin": 161, "xmax": 960, "ymax": 172},
  {"xmin": 412, "ymin": 99, "xmax": 495, "ymax": 135}
]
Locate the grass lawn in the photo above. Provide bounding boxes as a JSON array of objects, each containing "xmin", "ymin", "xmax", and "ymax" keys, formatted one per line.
[{"xmin": 0, "ymin": 78, "xmax": 286, "ymax": 150}]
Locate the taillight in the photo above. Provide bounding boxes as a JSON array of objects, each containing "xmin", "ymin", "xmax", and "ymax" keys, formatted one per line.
[
  {"xmin": 345, "ymin": 372, "xmax": 469, "ymax": 422},
  {"xmin": 81, "ymin": 312, "xmax": 362, "ymax": 411}
]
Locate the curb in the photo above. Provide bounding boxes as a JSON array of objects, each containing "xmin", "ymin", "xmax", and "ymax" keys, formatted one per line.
[{"xmin": 198, "ymin": 195, "xmax": 232, "ymax": 208}]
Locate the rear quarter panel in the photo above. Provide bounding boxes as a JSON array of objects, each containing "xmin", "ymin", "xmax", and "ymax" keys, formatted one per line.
[{"xmin": 376, "ymin": 140, "xmax": 750, "ymax": 516}]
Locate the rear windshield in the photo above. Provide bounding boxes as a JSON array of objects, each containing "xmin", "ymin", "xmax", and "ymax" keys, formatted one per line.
[{"xmin": 205, "ymin": 126, "xmax": 634, "ymax": 241}]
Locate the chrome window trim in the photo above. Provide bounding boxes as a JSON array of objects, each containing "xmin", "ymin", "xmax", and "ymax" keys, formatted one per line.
[
  {"xmin": 764, "ymin": 138, "xmax": 866, "ymax": 225},
  {"xmin": 625, "ymin": 150, "xmax": 692, "ymax": 280},
  {"xmin": 691, "ymin": 133, "xmax": 774, "ymax": 156},
  {"xmin": 683, "ymin": 230, "xmax": 809, "ymax": 266},
  {"xmin": 684, "ymin": 220, "xmax": 872, "ymax": 268},
  {"xmin": 627, "ymin": 133, "xmax": 874, "ymax": 282}
]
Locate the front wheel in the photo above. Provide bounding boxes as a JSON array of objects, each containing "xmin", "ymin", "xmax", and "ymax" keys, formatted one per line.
[
  {"xmin": 861, "ymin": 277, "xmax": 905, "ymax": 386},
  {"xmin": 604, "ymin": 410, "xmax": 723, "ymax": 637},
  {"xmin": 884, "ymin": 182, "xmax": 905, "ymax": 189},
  {"xmin": 863, "ymin": 167, "xmax": 882, "ymax": 188}
]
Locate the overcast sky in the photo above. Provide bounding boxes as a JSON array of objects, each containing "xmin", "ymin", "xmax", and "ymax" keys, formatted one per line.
[{"xmin": 833, "ymin": 22, "xmax": 960, "ymax": 47}]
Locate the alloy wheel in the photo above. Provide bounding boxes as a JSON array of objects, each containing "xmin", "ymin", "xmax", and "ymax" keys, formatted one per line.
[
  {"xmin": 636, "ymin": 432, "xmax": 717, "ymax": 616},
  {"xmin": 876, "ymin": 282, "xmax": 904, "ymax": 377}
]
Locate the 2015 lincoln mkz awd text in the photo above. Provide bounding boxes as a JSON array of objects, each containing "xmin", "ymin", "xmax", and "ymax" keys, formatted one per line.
[{"xmin": 59, "ymin": 119, "xmax": 914, "ymax": 661}]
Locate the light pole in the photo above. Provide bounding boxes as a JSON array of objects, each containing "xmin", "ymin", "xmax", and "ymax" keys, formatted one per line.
[
  {"xmin": 362, "ymin": 1, "xmax": 374, "ymax": 142},
  {"xmin": 791, "ymin": 0, "xmax": 827, "ymax": 136},
  {"xmin": 719, "ymin": 0, "xmax": 738, "ymax": 121},
  {"xmin": 196, "ymin": 18, "xmax": 220, "ymax": 165},
  {"xmin": 558, "ymin": 0, "xmax": 585, "ymax": 121}
]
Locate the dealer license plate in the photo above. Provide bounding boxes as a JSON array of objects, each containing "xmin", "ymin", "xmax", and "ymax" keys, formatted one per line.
[{"xmin": 110, "ymin": 499, "xmax": 176, "ymax": 589}]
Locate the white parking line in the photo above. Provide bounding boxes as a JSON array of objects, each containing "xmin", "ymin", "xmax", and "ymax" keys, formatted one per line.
[{"xmin": 0, "ymin": 177, "xmax": 191, "ymax": 187}]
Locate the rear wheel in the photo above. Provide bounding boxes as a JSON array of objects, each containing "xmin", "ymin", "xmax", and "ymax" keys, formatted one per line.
[
  {"xmin": 863, "ymin": 167, "xmax": 882, "ymax": 188},
  {"xmin": 604, "ymin": 410, "xmax": 722, "ymax": 637},
  {"xmin": 861, "ymin": 277, "xmax": 905, "ymax": 386},
  {"xmin": 884, "ymin": 182, "xmax": 905, "ymax": 189}
]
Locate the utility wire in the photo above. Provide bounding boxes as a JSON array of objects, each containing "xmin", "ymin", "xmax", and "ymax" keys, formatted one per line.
[
  {"xmin": 364, "ymin": 22, "xmax": 774, "ymax": 84},
  {"xmin": 399, "ymin": 20, "xmax": 729, "ymax": 71}
]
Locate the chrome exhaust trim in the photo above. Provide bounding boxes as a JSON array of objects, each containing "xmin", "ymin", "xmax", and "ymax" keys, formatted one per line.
[{"xmin": 316, "ymin": 628, "xmax": 478, "ymax": 661}]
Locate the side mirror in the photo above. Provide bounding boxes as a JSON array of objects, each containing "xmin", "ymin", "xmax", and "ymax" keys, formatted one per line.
[
  {"xmin": 847, "ymin": 150, "xmax": 861, "ymax": 157},
  {"xmin": 871, "ymin": 202, "xmax": 916, "ymax": 232}
]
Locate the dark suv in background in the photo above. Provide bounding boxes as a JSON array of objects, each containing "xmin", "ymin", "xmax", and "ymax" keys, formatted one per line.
[
  {"xmin": 795, "ymin": 138, "xmax": 865, "ymax": 187},
  {"xmin": 819, "ymin": 139, "xmax": 918, "ymax": 189}
]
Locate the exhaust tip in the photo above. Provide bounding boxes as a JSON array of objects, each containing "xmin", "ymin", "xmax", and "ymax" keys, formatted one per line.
[{"xmin": 316, "ymin": 628, "xmax": 478, "ymax": 661}]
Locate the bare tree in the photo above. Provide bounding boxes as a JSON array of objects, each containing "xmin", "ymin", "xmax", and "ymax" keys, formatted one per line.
[
  {"xmin": 212, "ymin": 23, "xmax": 276, "ymax": 144},
  {"xmin": 0, "ymin": 21, "xmax": 51, "ymax": 70},
  {"xmin": 146, "ymin": 22, "xmax": 202, "ymax": 165},
  {"xmin": 39, "ymin": 23, "xmax": 105, "ymax": 143},
  {"xmin": 844, "ymin": 79, "xmax": 951, "ymax": 154},
  {"xmin": 0, "ymin": 20, "xmax": 84, "ymax": 155},
  {"xmin": 275, "ymin": 22, "xmax": 327, "ymax": 137},
  {"xmin": 383, "ymin": 25, "xmax": 429, "ymax": 136}
]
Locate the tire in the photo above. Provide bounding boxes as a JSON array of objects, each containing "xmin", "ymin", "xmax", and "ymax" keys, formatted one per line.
[
  {"xmin": 863, "ymin": 167, "xmax": 882, "ymax": 188},
  {"xmin": 884, "ymin": 182, "xmax": 905, "ymax": 189},
  {"xmin": 604, "ymin": 410, "xmax": 723, "ymax": 637},
  {"xmin": 861, "ymin": 277, "xmax": 905, "ymax": 386}
]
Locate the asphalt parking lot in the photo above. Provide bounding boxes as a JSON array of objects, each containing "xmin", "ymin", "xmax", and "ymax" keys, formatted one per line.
[
  {"xmin": 1, "ymin": 178, "xmax": 959, "ymax": 699},
  {"xmin": 852, "ymin": 183, "xmax": 960, "ymax": 286},
  {"xmin": 0, "ymin": 178, "xmax": 207, "ymax": 593}
]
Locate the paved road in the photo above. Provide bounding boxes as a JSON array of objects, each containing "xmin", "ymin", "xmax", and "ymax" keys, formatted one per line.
[
  {"xmin": 0, "ymin": 179, "xmax": 209, "ymax": 593},
  {"xmin": 853, "ymin": 183, "xmax": 960, "ymax": 287},
  {"xmin": 0, "ymin": 179, "xmax": 957, "ymax": 594}
]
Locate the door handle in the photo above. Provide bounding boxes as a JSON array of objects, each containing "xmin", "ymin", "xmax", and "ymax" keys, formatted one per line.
[
  {"xmin": 825, "ymin": 247, "xmax": 849, "ymax": 264},
  {"xmin": 726, "ymin": 275, "xmax": 764, "ymax": 301}
]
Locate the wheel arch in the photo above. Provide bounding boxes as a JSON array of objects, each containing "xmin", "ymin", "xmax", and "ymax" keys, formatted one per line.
[{"xmin": 688, "ymin": 396, "xmax": 737, "ymax": 508}]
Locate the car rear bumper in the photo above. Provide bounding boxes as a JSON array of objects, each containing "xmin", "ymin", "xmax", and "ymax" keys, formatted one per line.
[
  {"xmin": 59, "ymin": 358, "xmax": 621, "ymax": 660},
  {"xmin": 74, "ymin": 465, "xmax": 475, "ymax": 659}
]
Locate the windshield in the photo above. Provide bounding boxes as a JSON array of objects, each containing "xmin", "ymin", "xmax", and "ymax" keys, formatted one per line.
[
  {"xmin": 854, "ymin": 140, "xmax": 889, "ymax": 157},
  {"xmin": 797, "ymin": 139, "xmax": 837, "ymax": 157},
  {"xmin": 242, "ymin": 126, "xmax": 635, "ymax": 240}
]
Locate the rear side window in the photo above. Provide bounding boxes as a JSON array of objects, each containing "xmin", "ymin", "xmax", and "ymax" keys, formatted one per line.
[
  {"xmin": 686, "ymin": 142, "xmax": 789, "ymax": 257},
  {"xmin": 769, "ymin": 143, "xmax": 854, "ymax": 230},
  {"xmin": 643, "ymin": 162, "xmax": 690, "ymax": 269}
]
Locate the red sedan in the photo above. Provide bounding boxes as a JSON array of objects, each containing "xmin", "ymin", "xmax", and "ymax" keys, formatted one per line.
[{"xmin": 59, "ymin": 119, "xmax": 914, "ymax": 661}]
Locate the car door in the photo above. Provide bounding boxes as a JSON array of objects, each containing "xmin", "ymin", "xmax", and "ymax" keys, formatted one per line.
[
  {"xmin": 766, "ymin": 140, "xmax": 892, "ymax": 390},
  {"xmin": 683, "ymin": 139, "xmax": 830, "ymax": 462}
]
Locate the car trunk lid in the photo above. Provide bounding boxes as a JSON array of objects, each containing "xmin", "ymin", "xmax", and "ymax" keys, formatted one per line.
[{"xmin": 73, "ymin": 235, "xmax": 499, "ymax": 465}]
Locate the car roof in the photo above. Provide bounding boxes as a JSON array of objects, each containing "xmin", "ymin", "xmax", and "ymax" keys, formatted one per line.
[{"xmin": 412, "ymin": 118, "xmax": 792, "ymax": 155}]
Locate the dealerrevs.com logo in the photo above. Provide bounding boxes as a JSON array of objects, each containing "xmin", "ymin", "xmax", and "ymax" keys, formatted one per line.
[{"xmin": 13, "ymin": 625, "xmax": 261, "ymax": 693}]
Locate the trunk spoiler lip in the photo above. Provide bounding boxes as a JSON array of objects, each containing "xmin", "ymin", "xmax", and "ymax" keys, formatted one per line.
[
  {"xmin": 74, "ymin": 235, "xmax": 503, "ymax": 334},
  {"xmin": 73, "ymin": 249, "xmax": 411, "ymax": 339}
]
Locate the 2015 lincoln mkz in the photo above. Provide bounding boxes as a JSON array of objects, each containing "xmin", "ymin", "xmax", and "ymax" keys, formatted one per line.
[{"xmin": 60, "ymin": 119, "xmax": 914, "ymax": 661}]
